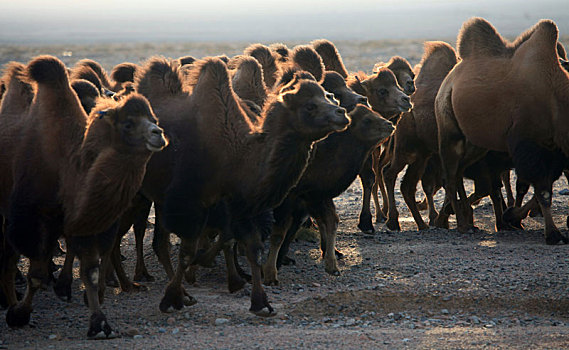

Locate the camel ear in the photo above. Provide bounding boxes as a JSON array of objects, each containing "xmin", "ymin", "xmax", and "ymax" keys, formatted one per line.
[
  {"xmin": 277, "ymin": 87, "xmax": 298, "ymax": 108},
  {"xmin": 358, "ymin": 76, "xmax": 372, "ymax": 92}
]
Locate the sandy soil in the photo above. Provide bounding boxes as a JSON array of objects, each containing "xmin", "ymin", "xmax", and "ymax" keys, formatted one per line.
[{"xmin": 1, "ymin": 40, "xmax": 569, "ymax": 349}]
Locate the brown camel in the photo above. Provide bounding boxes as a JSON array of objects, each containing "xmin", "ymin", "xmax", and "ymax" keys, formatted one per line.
[
  {"xmin": 436, "ymin": 17, "xmax": 569, "ymax": 244},
  {"xmin": 228, "ymin": 55, "xmax": 268, "ymax": 109},
  {"xmin": 1, "ymin": 55, "xmax": 167, "ymax": 338},
  {"xmin": 347, "ymin": 68, "xmax": 413, "ymax": 232},
  {"xmin": 269, "ymin": 43, "xmax": 291, "ymax": 63},
  {"xmin": 263, "ymin": 104, "xmax": 394, "ymax": 285},
  {"xmin": 71, "ymin": 78, "xmax": 101, "ymax": 114},
  {"xmin": 382, "ymin": 41, "xmax": 458, "ymax": 231},
  {"xmin": 289, "ymin": 45, "xmax": 326, "ymax": 83},
  {"xmin": 244, "ymin": 44, "xmax": 280, "ymax": 89},
  {"xmin": 133, "ymin": 56, "xmax": 349, "ymax": 316},
  {"xmin": 373, "ymin": 56, "xmax": 416, "ymax": 95},
  {"xmin": 311, "ymin": 39, "xmax": 349, "ymax": 79}
]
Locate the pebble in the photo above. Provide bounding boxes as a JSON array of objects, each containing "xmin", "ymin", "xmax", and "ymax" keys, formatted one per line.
[
  {"xmin": 441, "ymin": 309, "xmax": 449, "ymax": 315},
  {"xmin": 172, "ymin": 328, "xmax": 180, "ymax": 335},
  {"xmin": 158, "ymin": 327, "xmax": 167, "ymax": 333},
  {"xmin": 133, "ymin": 335, "xmax": 143, "ymax": 340},
  {"xmin": 346, "ymin": 318, "xmax": 356, "ymax": 326},
  {"xmin": 215, "ymin": 318, "xmax": 230, "ymax": 326},
  {"xmin": 48, "ymin": 334, "xmax": 60, "ymax": 341},
  {"xmin": 124, "ymin": 327, "xmax": 140, "ymax": 337},
  {"xmin": 166, "ymin": 317, "xmax": 176, "ymax": 325},
  {"xmin": 484, "ymin": 323, "xmax": 495, "ymax": 328},
  {"xmin": 470, "ymin": 316, "xmax": 481, "ymax": 324}
]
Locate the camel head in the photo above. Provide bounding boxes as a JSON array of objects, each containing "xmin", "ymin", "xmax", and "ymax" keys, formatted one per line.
[
  {"xmin": 322, "ymin": 71, "xmax": 368, "ymax": 112},
  {"xmin": 277, "ymin": 72, "xmax": 350, "ymax": 139},
  {"xmin": 374, "ymin": 56, "xmax": 416, "ymax": 95},
  {"xmin": 348, "ymin": 105, "xmax": 395, "ymax": 146},
  {"xmin": 97, "ymin": 93, "xmax": 168, "ymax": 153},
  {"xmin": 357, "ymin": 68, "xmax": 412, "ymax": 119}
]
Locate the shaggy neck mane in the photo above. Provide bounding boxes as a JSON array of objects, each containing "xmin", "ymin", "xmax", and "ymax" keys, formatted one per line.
[{"xmin": 233, "ymin": 96, "xmax": 313, "ymax": 215}]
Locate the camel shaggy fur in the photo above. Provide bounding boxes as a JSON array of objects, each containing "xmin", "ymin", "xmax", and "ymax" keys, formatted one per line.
[
  {"xmin": 0, "ymin": 55, "xmax": 167, "ymax": 338},
  {"xmin": 311, "ymin": 39, "xmax": 349, "ymax": 79}
]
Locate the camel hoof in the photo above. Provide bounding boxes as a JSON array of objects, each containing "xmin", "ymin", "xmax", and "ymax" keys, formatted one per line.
[
  {"xmin": 385, "ymin": 219, "xmax": 401, "ymax": 231},
  {"xmin": 105, "ymin": 277, "xmax": 119, "ymax": 288},
  {"xmin": 357, "ymin": 221, "xmax": 375, "ymax": 234},
  {"xmin": 250, "ymin": 303, "xmax": 276, "ymax": 317},
  {"xmin": 545, "ymin": 229, "xmax": 567, "ymax": 245},
  {"xmin": 375, "ymin": 215, "xmax": 386, "ymax": 224},
  {"xmin": 87, "ymin": 311, "xmax": 117, "ymax": 340},
  {"xmin": 133, "ymin": 272, "xmax": 155, "ymax": 283},
  {"xmin": 417, "ymin": 222, "xmax": 429, "ymax": 231},
  {"xmin": 6, "ymin": 304, "xmax": 32, "ymax": 328},
  {"xmin": 325, "ymin": 267, "xmax": 341, "ymax": 276},
  {"xmin": 263, "ymin": 279, "xmax": 279, "ymax": 287},
  {"xmin": 54, "ymin": 279, "xmax": 72, "ymax": 302},
  {"xmin": 334, "ymin": 249, "xmax": 344, "ymax": 259}
]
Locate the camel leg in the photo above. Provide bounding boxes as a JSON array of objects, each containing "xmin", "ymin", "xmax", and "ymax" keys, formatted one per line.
[
  {"xmin": 132, "ymin": 197, "xmax": 154, "ymax": 282},
  {"xmin": 153, "ymin": 204, "xmax": 174, "ymax": 279},
  {"xmin": 514, "ymin": 178, "xmax": 531, "ymax": 207},
  {"xmin": 110, "ymin": 232, "xmax": 146, "ymax": 293},
  {"xmin": 223, "ymin": 242, "xmax": 246, "ymax": 293},
  {"xmin": 400, "ymin": 158, "xmax": 430, "ymax": 231},
  {"xmin": 242, "ymin": 233, "xmax": 275, "ymax": 317},
  {"xmin": 383, "ymin": 153, "xmax": 407, "ymax": 231},
  {"xmin": 263, "ymin": 219, "xmax": 291, "ymax": 286},
  {"xmin": 502, "ymin": 194, "xmax": 537, "ymax": 229},
  {"xmin": 536, "ymin": 185, "xmax": 568, "ymax": 245},
  {"xmin": 310, "ymin": 199, "xmax": 341, "ymax": 276},
  {"xmin": 357, "ymin": 156, "xmax": 377, "ymax": 233},
  {"xmin": 54, "ymin": 247, "xmax": 74, "ymax": 301},
  {"xmin": 276, "ymin": 208, "xmax": 307, "ymax": 269},
  {"xmin": 371, "ymin": 148, "xmax": 384, "ymax": 224},
  {"xmin": 421, "ymin": 157, "xmax": 442, "ymax": 226},
  {"xmin": 0, "ymin": 227, "xmax": 20, "ymax": 309},
  {"xmin": 6, "ymin": 257, "xmax": 51, "ymax": 328},
  {"xmin": 501, "ymin": 171, "xmax": 515, "ymax": 208},
  {"xmin": 159, "ymin": 236, "xmax": 199, "ymax": 313}
]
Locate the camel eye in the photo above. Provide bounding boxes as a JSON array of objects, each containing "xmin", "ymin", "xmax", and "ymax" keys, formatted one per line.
[
  {"xmin": 378, "ymin": 88, "xmax": 388, "ymax": 97},
  {"xmin": 305, "ymin": 103, "xmax": 317, "ymax": 112},
  {"xmin": 325, "ymin": 93, "xmax": 339, "ymax": 105},
  {"xmin": 123, "ymin": 121, "xmax": 134, "ymax": 130}
]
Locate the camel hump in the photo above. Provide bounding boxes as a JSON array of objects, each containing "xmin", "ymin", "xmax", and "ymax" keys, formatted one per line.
[
  {"xmin": 27, "ymin": 55, "xmax": 69, "ymax": 87},
  {"xmin": 420, "ymin": 41, "xmax": 458, "ymax": 74},
  {"xmin": 3, "ymin": 62, "xmax": 27, "ymax": 84},
  {"xmin": 111, "ymin": 62, "xmax": 138, "ymax": 83},
  {"xmin": 75, "ymin": 59, "xmax": 110, "ymax": 87},
  {"xmin": 230, "ymin": 56, "xmax": 265, "ymax": 85},
  {"xmin": 244, "ymin": 44, "xmax": 277, "ymax": 72},
  {"xmin": 276, "ymin": 67, "xmax": 316, "ymax": 90},
  {"xmin": 312, "ymin": 39, "xmax": 348, "ymax": 78},
  {"xmin": 557, "ymin": 42, "xmax": 567, "ymax": 60},
  {"xmin": 457, "ymin": 17, "xmax": 508, "ymax": 59},
  {"xmin": 136, "ymin": 56, "xmax": 183, "ymax": 99},
  {"xmin": 269, "ymin": 43, "xmax": 290, "ymax": 61},
  {"xmin": 291, "ymin": 45, "xmax": 325, "ymax": 82}
]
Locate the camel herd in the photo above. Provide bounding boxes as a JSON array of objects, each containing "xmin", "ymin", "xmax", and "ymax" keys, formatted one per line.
[{"xmin": 1, "ymin": 17, "xmax": 569, "ymax": 339}]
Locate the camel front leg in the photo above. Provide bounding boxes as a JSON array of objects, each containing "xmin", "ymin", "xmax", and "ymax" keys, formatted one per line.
[{"xmin": 311, "ymin": 199, "xmax": 340, "ymax": 276}]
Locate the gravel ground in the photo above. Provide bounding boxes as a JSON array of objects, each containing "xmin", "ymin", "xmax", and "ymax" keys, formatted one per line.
[{"xmin": 2, "ymin": 40, "xmax": 569, "ymax": 349}]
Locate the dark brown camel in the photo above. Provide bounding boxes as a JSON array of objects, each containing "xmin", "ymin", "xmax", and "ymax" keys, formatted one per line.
[
  {"xmin": 244, "ymin": 44, "xmax": 280, "ymax": 90},
  {"xmin": 263, "ymin": 104, "xmax": 394, "ymax": 284},
  {"xmin": 269, "ymin": 43, "xmax": 291, "ymax": 63},
  {"xmin": 436, "ymin": 18, "xmax": 569, "ymax": 244},
  {"xmin": 132, "ymin": 57, "xmax": 349, "ymax": 316},
  {"xmin": 347, "ymin": 68, "xmax": 413, "ymax": 232},
  {"xmin": 1, "ymin": 55, "xmax": 167, "ymax": 338}
]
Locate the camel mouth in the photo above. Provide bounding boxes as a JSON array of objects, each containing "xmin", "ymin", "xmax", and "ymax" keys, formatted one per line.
[
  {"xmin": 146, "ymin": 139, "xmax": 168, "ymax": 152},
  {"xmin": 398, "ymin": 102, "xmax": 413, "ymax": 113}
]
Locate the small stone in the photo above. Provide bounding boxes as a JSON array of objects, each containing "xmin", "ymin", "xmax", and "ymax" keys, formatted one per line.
[
  {"xmin": 158, "ymin": 327, "xmax": 167, "ymax": 333},
  {"xmin": 215, "ymin": 318, "xmax": 230, "ymax": 326},
  {"xmin": 403, "ymin": 338, "xmax": 410, "ymax": 343},
  {"xmin": 441, "ymin": 309, "xmax": 449, "ymax": 315},
  {"xmin": 172, "ymin": 328, "xmax": 180, "ymax": 335},
  {"xmin": 184, "ymin": 312, "xmax": 191, "ymax": 320},
  {"xmin": 124, "ymin": 327, "xmax": 140, "ymax": 337},
  {"xmin": 166, "ymin": 317, "xmax": 176, "ymax": 325},
  {"xmin": 133, "ymin": 335, "xmax": 143, "ymax": 340},
  {"xmin": 311, "ymin": 282, "xmax": 321, "ymax": 287},
  {"xmin": 470, "ymin": 316, "xmax": 481, "ymax": 324},
  {"xmin": 484, "ymin": 323, "xmax": 495, "ymax": 328},
  {"xmin": 346, "ymin": 318, "xmax": 356, "ymax": 326},
  {"xmin": 48, "ymin": 334, "xmax": 60, "ymax": 341}
]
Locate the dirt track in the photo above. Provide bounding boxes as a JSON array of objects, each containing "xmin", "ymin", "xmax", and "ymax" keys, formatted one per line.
[{"xmin": 1, "ymin": 40, "xmax": 569, "ymax": 349}]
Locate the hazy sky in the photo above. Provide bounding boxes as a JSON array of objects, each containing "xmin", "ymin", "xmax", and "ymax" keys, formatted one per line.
[{"xmin": 1, "ymin": 0, "xmax": 567, "ymax": 43}]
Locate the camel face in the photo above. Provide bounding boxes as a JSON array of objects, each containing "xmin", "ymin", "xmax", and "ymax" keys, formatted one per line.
[
  {"xmin": 322, "ymin": 71, "xmax": 368, "ymax": 112},
  {"xmin": 105, "ymin": 95, "xmax": 168, "ymax": 153},
  {"xmin": 362, "ymin": 69, "xmax": 412, "ymax": 117},
  {"xmin": 394, "ymin": 70, "xmax": 416, "ymax": 95},
  {"xmin": 349, "ymin": 105, "xmax": 395, "ymax": 145},
  {"xmin": 281, "ymin": 80, "xmax": 350, "ymax": 136}
]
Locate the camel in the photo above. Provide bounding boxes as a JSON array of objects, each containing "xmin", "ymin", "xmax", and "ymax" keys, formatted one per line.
[
  {"xmin": 71, "ymin": 79, "xmax": 101, "ymax": 114},
  {"xmin": 262, "ymin": 104, "xmax": 394, "ymax": 284},
  {"xmin": 373, "ymin": 56, "xmax": 416, "ymax": 95},
  {"xmin": 244, "ymin": 44, "xmax": 280, "ymax": 89},
  {"xmin": 132, "ymin": 56, "xmax": 349, "ymax": 316},
  {"xmin": 347, "ymin": 68, "xmax": 413, "ymax": 232},
  {"xmin": 311, "ymin": 39, "xmax": 349, "ymax": 79},
  {"xmin": 289, "ymin": 45, "xmax": 326, "ymax": 82},
  {"xmin": 0, "ymin": 55, "xmax": 167, "ymax": 338},
  {"xmin": 228, "ymin": 55, "xmax": 268, "ymax": 110},
  {"xmin": 435, "ymin": 17, "xmax": 569, "ymax": 244}
]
